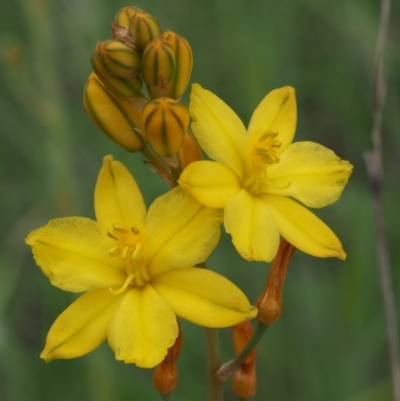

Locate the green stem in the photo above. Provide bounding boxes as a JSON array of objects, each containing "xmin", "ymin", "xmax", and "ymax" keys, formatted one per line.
[
  {"xmin": 205, "ymin": 328, "xmax": 224, "ymax": 401},
  {"xmin": 216, "ymin": 322, "xmax": 268, "ymax": 381}
]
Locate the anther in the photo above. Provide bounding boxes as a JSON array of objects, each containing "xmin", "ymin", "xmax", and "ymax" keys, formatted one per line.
[
  {"xmin": 131, "ymin": 226, "xmax": 140, "ymax": 235},
  {"xmin": 131, "ymin": 242, "xmax": 142, "ymax": 260},
  {"xmin": 113, "ymin": 224, "xmax": 128, "ymax": 233},
  {"xmin": 109, "ymin": 246, "xmax": 121, "ymax": 256},
  {"xmin": 107, "ymin": 231, "xmax": 120, "ymax": 240},
  {"xmin": 122, "ymin": 246, "xmax": 129, "ymax": 260}
]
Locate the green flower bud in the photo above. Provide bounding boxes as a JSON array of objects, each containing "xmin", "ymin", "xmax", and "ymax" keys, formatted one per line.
[
  {"xmin": 141, "ymin": 38, "xmax": 176, "ymax": 99},
  {"xmin": 91, "ymin": 49, "xmax": 143, "ymax": 101},
  {"xmin": 83, "ymin": 72, "xmax": 146, "ymax": 152},
  {"xmin": 94, "ymin": 40, "xmax": 141, "ymax": 79},
  {"xmin": 142, "ymin": 97, "xmax": 189, "ymax": 157},
  {"xmin": 113, "ymin": 7, "xmax": 160, "ymax": 53},
  {"xmin": 160, "ymin": 30, "xmax": 193, "ymax": 99}
]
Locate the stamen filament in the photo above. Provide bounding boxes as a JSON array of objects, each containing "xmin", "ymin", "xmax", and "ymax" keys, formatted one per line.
[{"xmin": 109, "ymin": 273, "xmax": 135, "ymax": 294}]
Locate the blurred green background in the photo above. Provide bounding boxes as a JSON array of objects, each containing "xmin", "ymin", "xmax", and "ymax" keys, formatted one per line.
[{"xmin": 1, "ymin": 0, "xmax": 399, "ymax": 400}]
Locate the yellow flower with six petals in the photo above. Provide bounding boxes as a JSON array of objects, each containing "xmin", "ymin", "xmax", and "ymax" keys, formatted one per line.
[
  {"xmin": 179, "ymin": 84, "xmax": 353, "ymax": 262},
  {"xmin": 26, "ymin": 155, "xmax": 257, "ymax": 368}
]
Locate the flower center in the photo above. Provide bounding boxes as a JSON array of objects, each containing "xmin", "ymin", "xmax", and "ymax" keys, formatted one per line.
[
  {"xmin": 252, "ymin": 131, "xmax": 282, "ymax": 169},
  {"xmin": 107, "ymin": 224, "xmax": 150, "ymax": 291},
  {"xmin": 243, "ymin": 131, "xmax": 282, "ymax": 194}
]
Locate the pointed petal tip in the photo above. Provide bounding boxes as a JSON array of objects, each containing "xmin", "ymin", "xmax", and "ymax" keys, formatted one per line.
[{"xmin": 40, "ymin": 349, "xmax": 53, "ymax": 363}]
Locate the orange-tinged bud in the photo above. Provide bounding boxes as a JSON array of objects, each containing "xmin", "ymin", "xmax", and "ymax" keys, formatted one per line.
[
  {"xmin": 113, "ymin": 6, "xmax": 160, "ymax": 52},
  {"xmin": 160, "ymin": 30, "xmax": 193, "ymax": 99},
  {"xmin": 255, "ymin": 239, "xmax": 296, "ymax": 326},
  {"xmin": 94, "ymin": 40, "xmax": 141, "ymax": 79},
  {"xmin": 142, "ymin": 97, "xmax": 189, "ymax": 157},
  {"xmin": 153, "ymin": 320, "xmax": 182, "ymax": 395},
  {"xmin": 91, "ymin": 50, "xmax": 143, "ymax": 101},
  {"xmin": 178, "ymin": 130, "xmax": 203, "ymax": 169},
  {"xmin": 233, "ymin": 365, "xmax": 257, "ymax": 400},
  {"xmin": 83, "ymin": 72, "xmax": 145, "ymax": 152},
  {"xmin": 232, "ymin": 322, "xmax": 257, "ymax": 399},
  {"xmin": 233, "ymin": 321, "xmax": 255, "ymax": 366},
  {"xmin": 141, "ymin": 38, "xmax": 176, "ymax": 99}
]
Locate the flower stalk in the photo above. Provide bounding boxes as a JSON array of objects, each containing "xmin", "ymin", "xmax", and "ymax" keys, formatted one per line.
[{"xmin": 364, "ymin": 0, "xmax": 400, "ymax": 399}]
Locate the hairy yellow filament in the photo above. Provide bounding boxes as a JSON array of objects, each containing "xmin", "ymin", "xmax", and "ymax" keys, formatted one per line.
[{"xmin": 109, "ymin": 273, "xmax": 135, "ymax": 294}]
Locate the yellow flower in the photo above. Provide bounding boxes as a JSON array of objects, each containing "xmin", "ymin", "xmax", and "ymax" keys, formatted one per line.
[
  {"xmin": 179, "ymin": 84, "xmax": 353, "ymax": 262},
  {"xmin": 26, "ymin": 155, "xmax": 257, "ymax": 368}
]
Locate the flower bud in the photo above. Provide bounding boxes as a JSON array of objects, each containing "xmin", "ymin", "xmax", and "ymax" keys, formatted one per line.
[
  {"xmin": 255, "ymin": 239, "xmax": 295, "ymax": 326},
  {"xmin": 83, "ymin": 72, "xmax": 145, "ymax": 152},
  {"xmin": 160, "ymin": 30, "xmax": 193, "ymax": 99},
  {"xmin": 141, "ymin": 38, "xmax": 176, "ymax": 99},
  {"xmin": 232, "ymin": 322, "xmax": 257, "ymax": 399},
  {"xmin": 91, "ymin": 50, "xmax": 143, "ymax": 101},
  {"xmin": 233, "ymin": 365, "xmax": 257, "ymax": 400},
  {"xmin": 233, "ymin": 321, "xmax": 255, "ymax": 366},
  {"xmin": 94, "ymin": 40, "xmax": 141, "ymax": 79},
  {"xmin": 113, "ymin": 7, "xmax": 160, "ymax": 52},
  {"xmin": 142, "ymin": 97, "xmax": 189, "ymax": 157},
  {"xmin": 178, "ymin": 130, "xmax": 203, "ymax": 169},
  {"xmin": 153, "ymin": 320, "xmax": 182, "ymax": 395}
]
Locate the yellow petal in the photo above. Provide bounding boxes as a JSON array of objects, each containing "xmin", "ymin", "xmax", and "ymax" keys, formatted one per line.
[
  {"xmin": 145, "ymin": 187, "xmax": 222, "ymax": 276},
  {"xmin": 152, "ymin": 268, "xmax": 257, "ymax": 327},
  {"xmin": 26, "ymin": 217, "xmax": 125, "ymax": 292},
  {"xmin": 108, "ymin": 285, "xmax": 178, "ymax": 368},
  {"xmin": 247, "ymin": 86, "xmax": 297, "ymax": 153},
  {"xmin": 179, "ymin": 160, "xmax": 241, "ymax": 208},
  {"xmin": 224, "ymin": 189, "xmax": 280, "ymax": 262},
  {"xmin": 267, "ymin": 142, "xmax": 353, "ymax": 208},
  {"xmin": 262, "ymin": 195, "xmax": 346, "ymax": 259},
  {"xmin": 41, "ymin": 289, "xmax": 123, "ymax": 361},
  {"xmin": 94, "ymin": 155, "xmax": 147, "ymax": 229},
  {"xmin": 190, "ymin": 84, "xmax": 247, "ymax": 180}
]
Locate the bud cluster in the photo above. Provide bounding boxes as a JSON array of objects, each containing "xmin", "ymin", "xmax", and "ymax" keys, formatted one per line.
[{"xmin": 84, "ymin": 6, "xmax": 199, "ymax": 168}]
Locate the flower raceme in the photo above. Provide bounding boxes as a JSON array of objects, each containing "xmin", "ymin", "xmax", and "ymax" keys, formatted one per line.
[
  {"xmin": 26, "ymin": 156, "xmax": 257, "ymax": 368},
  {"xmin": 179, "ymin": 84, "xmax": 353, "ymax": 262}
]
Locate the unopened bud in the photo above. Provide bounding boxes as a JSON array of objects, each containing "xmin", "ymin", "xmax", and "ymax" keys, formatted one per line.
[
  {"xmin": 94, "ymin": 40, "xmax": 141, "ymax": 79},
  {"xmin": 233, "ymin": 365, "xmax": 257, "ymax": 400},
  {"xmin": 233, "ymin": 321, "xmax": 255, "ymax": 366},
  {"xmin": 91, "ymin": 50, "xmax": 143, "ymax": 101},
  {"xmin": 160, "ymin": 30, "xmax": 193, "ymax": 99},
  {"xmin": 113, "ymin": 7, "xmax": 160, "ymax": 52},
  {"xmin": 255, "ymin": 239, "xmax": 295, "ymax": 326},
  {"xmin": 153, "ymin": 320, "xmax": 182, "ymax": 395},
  {"xmin": 178, "ymin": 130, "xmax": 203, "ymax": 169},
  {"xmin": 141, "ymin": 38, "xmax": 176, "ymax": 99},
  {"xmin": 232, "ymin": 322, "xmax": 257, "ymax": 399},
  {"xmin": 83, "ymin": 72, "xmax": 145, "ymax": 152},
  {"xmin": 142, "ymin": 97, "xmax": 189, "ymax": 157}
]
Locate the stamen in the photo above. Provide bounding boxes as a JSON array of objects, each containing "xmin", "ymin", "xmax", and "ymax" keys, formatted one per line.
[
  {"xmin": 109, "ymin": 273, "xmax": 135, "ymax": 294},
  {"xmin": 122, "ymin": 246, "xmax": 129, "ymax": 260},
  {"xmin": 131, "ymin": 242, "xmax": 143, "ymax": 260},
  {"xmin": 131, "ymin": 226, "xmax": 140, "ymax": 235},
  {"xmin": 113, "ymin": 224, "xmax": 128, "ymax": 233},
  {"xmin": 109, "ymin": 246, "xmax": 121, "ymax": 256},
  {"xmin": 107, "ymin": 231, "xmax": 120, "ymax": 240}
]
